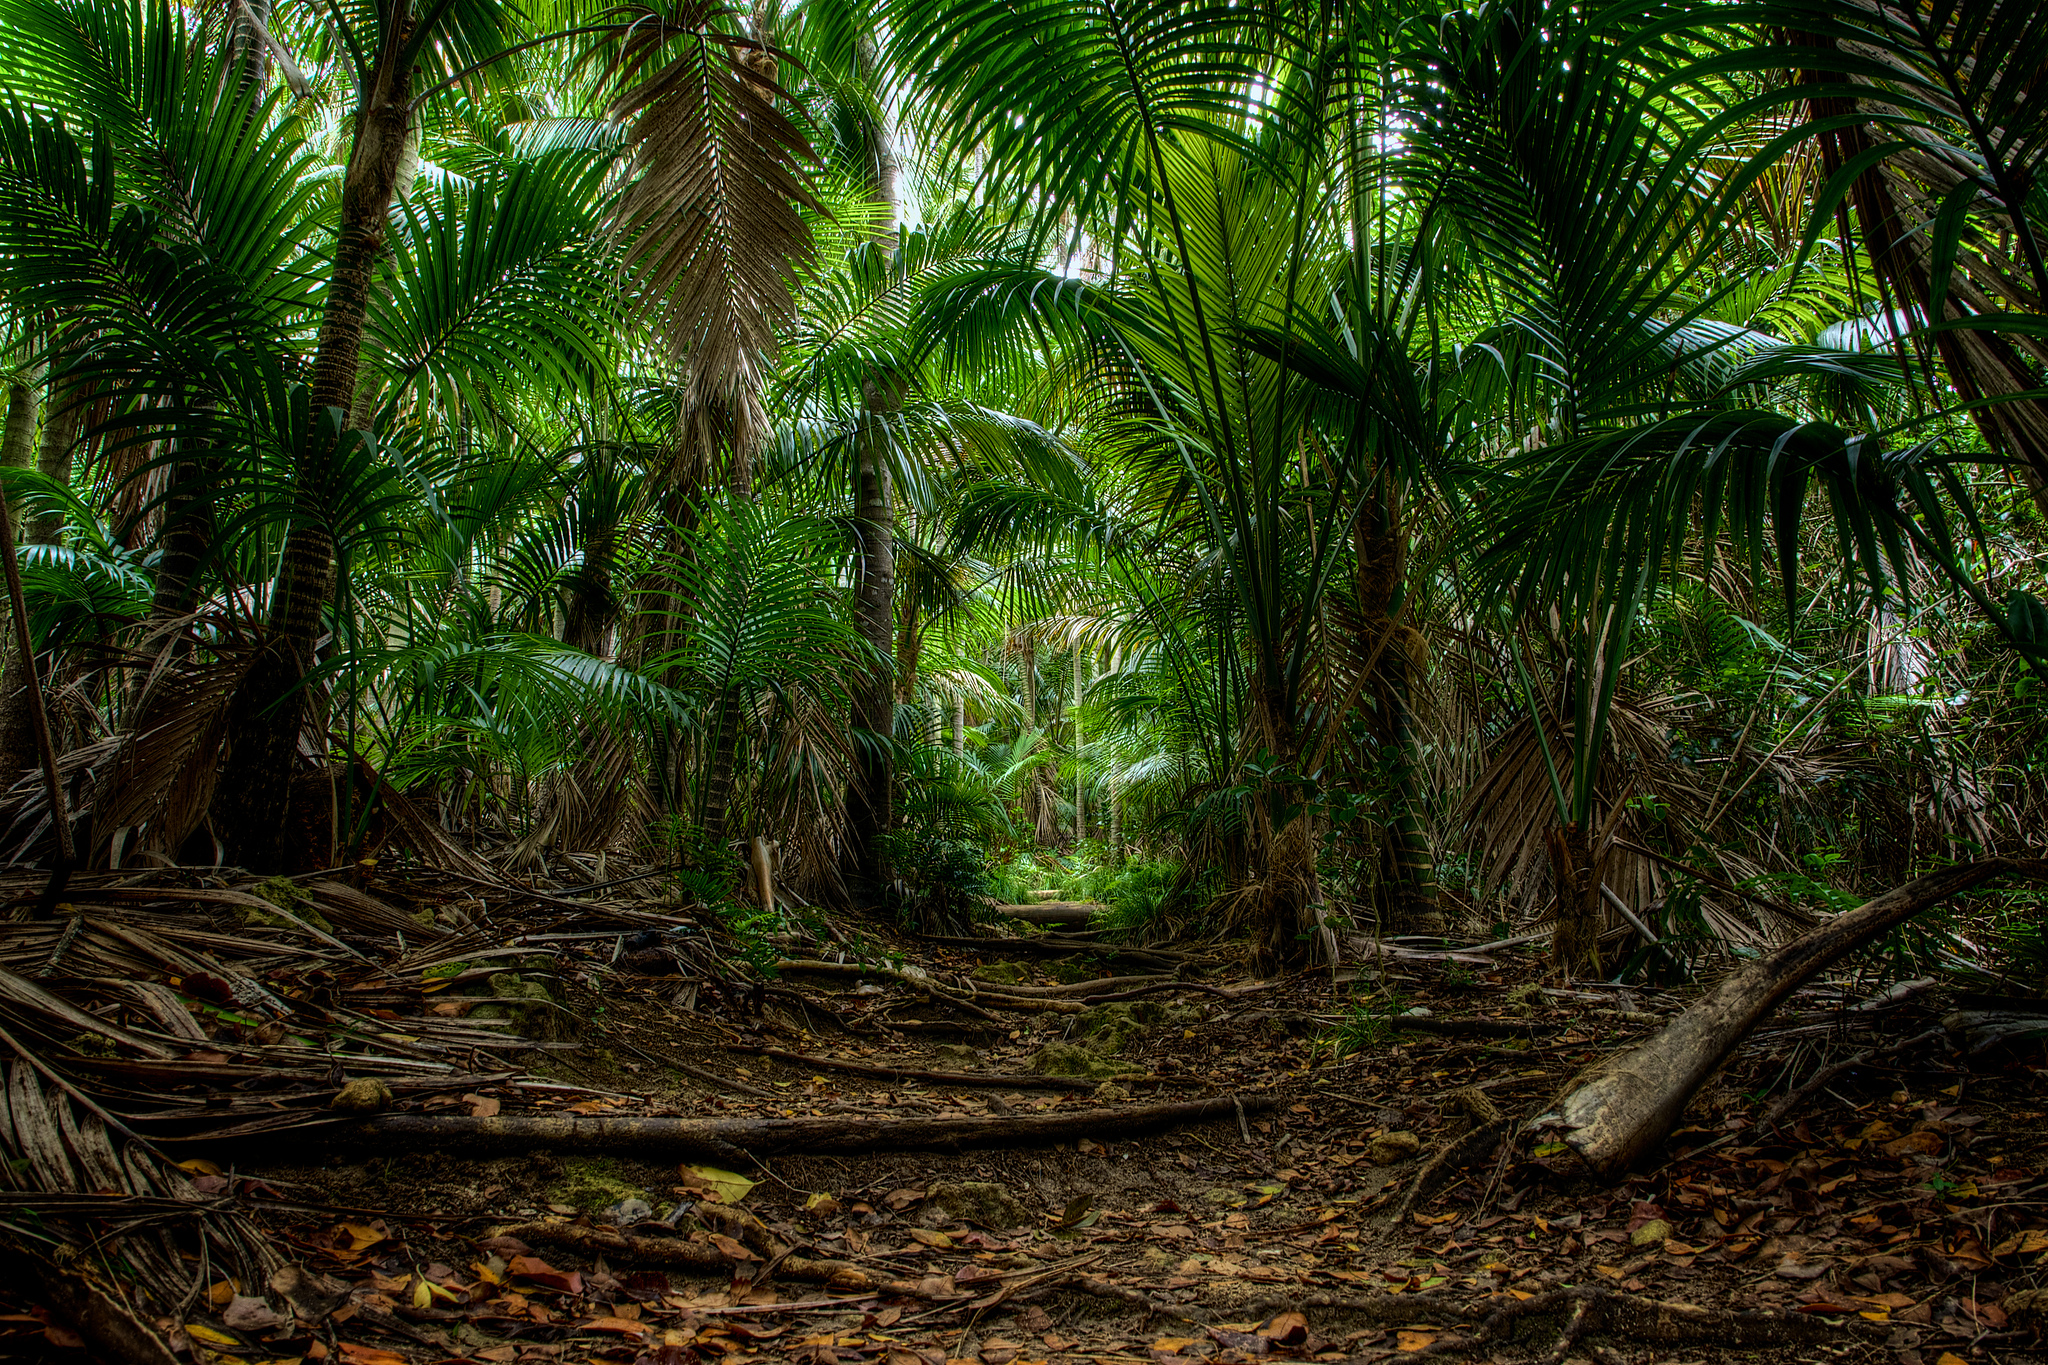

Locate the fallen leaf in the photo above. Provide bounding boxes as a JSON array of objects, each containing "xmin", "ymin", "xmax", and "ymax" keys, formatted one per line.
[
  {"xmin": 706, "ymin": 1232, "xmax": 760, "ymax": 1261},
  {"xmin": 1396, "ymin": 1330, "xmax": 1438, "ymax": 1351},
  {"xmin": 1260, "ymin": 1311, "xmax": 1308, "ymax": 1346},
  {"xmin": 463, "ymin": 1093, "xmax": 501, "ymax": 1118},
  {"xmin": 680, "ymin": 1164, "xmax": 756, "ymax": 1204},
  {"xmin": 222, "ymin": 1295, "xmax": 286, "ymax": 1331},
  {"xmin": 577, "ymin": 1315, "xmax": 653, "ymax": 1335}
]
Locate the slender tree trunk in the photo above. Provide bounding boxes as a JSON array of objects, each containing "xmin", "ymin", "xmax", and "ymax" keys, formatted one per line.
[
  {"xmin": 1249, "ymin": 680, "xmax": 1316, "ymax": 975},
  {"xmin": 1354, "ymin": 477, "xmax": 1438, "ymax": 930},
  {"xmin": 952, "ymin": 695, "xmax": 964, "ymax": 756},
  {"xmin": 0, "ymin": 380, "xmax": 39, "ymax": 777},
  {"xmin": 214, "ymin": 46, "xmax": 415, "ymax": 870},
  {"xmin": 846, "ymin": 381, "xmax": 898, "ymax": 898},
  {"xmin": 1020, "ymin": 634, "xmax": 1054, "ymax": 846},
  {"xmin": 1548, "ymin": 818, "xmax": 1602, "ymax": 976},
  {"xmin": 1072, "ymin": 648, "xmax": 1084, "ymax": 843},
  {"xmin": 30, "ymin": 368, "xmax": 83, "ymax": 548}
]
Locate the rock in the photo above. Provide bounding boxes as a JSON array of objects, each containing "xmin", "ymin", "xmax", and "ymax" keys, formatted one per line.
[
  {"xmin": 1025, "ymin": 1041, "xmax": 1139, "ymax": 1079},
  {"xmin": 602, "ymin": 1197, "xmax": 654, "ymax": 1227},
  {"xmin": 329, "ymin": 1078, "xmax": 393, "ymax": 1113},
  {"xmin": 923, "ymin": 1181, "xmax": 1034, "ymax": 1230},
  {"xmin": 1629, "ymin": 1218, "xmax": 1673, "ymax": 1247},
  {"xmin": 1092, "ymin": 1081, "xmax": 1130, "ymax": 1102},
  {"xmin": 475, "ymin": 972, "xmax": 570, "ymax": 1040},
  {"xmin": 1072, "ymin": 1000, "xmax": 1199, "ymax": 1056},
  {"xmin": 1365, "ymin": 1130, "xmax": 1422, "ymax": 1164},
  {"xmin": 933, "ymin": 1043, "xmax": 981, "ymax": 1071},
  {"xmin": 971, "ymin": 961, "xmax": 1031, "ymax": 985},
  {"xmin": 554, "ymin": 1157, "xmax": 651, "ymax": 1215}
]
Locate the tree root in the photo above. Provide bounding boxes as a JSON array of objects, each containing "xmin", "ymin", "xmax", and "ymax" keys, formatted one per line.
[{"xmin": 1382, "ymin": 1118, "xmax": 1515, "ymax": 1229}]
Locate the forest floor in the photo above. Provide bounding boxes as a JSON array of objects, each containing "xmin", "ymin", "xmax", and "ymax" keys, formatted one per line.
[{"xmin": 3, "ymin": 870, "xmax": 2046, "ymax": 1365}]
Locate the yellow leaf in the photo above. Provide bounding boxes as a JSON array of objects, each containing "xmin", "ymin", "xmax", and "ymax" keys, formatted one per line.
[
  {"xmin": 177, "ymin": 1158, "xmax": 225, "ymax": 1177},
  {"xmin": 411, "ymin": 1278, "xmax": 434, "ymax": 1311},
  {"xmin": 206, "ymin": 1280, "xmax": 237, "ymax": 1309},
  {"xmin": 908, "ymin": 1228, "xmax": 953, "ymax": 1249},
  {"xmin": 1150, "ymin": 1338, "xmax": 1196, "ymax": 1352},
  {"xmin": 1937, "ymin": 1354, "xmax": 1969, "ymax": 1365},
  {"xmin": 1397, "ymin": 1330, "xmax": 1438, "ymax": 1351},
  {"xmin": 1859, "ymin": 1311, "xmax": 1891, "ymax": 1322},
  {"xmin": 186, "ymin": 1325, "xmax": 240, "ymax": 1346},
  {"xmin": 679, "ymin": 1164, "xmax": 756, "ymax": 1204}
]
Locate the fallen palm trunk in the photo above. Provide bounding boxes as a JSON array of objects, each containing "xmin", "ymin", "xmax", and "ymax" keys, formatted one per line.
[
  {"xmin": 995, "ymin": 903, "xmax": 1099, "ymax": 925},
  {"xmin": 730, "ymin": 1044, "xmax": 1197, "ymax": 1091},
  {"xmin": 1540, "ymin": 858, "xmax": 2048, "ymax": 1177},
  {"xmin": 345, "ymin": 1095, "xmax": 1272, "ymax": 1163}
]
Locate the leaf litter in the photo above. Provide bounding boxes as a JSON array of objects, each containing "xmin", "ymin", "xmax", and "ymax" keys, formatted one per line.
[{"xmin": 0, "ymin": 863, "xmax": 2043, "ymax": 1364}]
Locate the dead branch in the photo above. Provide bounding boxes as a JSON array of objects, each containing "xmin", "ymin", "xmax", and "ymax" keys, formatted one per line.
[
  {"xmin": 1540, "ymin": 858, "xmax": 2048, "ymax": 1178},
  {"xmin": 995, "ymin": 903, "xmax": 1099, "ymax": 925},
  {"xmin": 1761, "ymin": 1025, "xmax": 1947, "ymax": 1128}
]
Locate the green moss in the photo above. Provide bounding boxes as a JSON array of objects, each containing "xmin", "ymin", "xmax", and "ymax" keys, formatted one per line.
[
  {"xmin": 551, "ymin": 1158, "xmax": 648, "ymax": 1214},
  {"xmin": 1026, "ymin": 1040, "xmax": 1140, "ymax": 1079},
  {"xmin": 242, "ymin": 877, "xmax": 334, "ymax": 934},
  {"xmin": 970, "ymin": 960, "xmax": 1031, "ymax": 985},
  {"xmin": 474, "ymin": 972, "xmax": 571, "ymax": 1041}
]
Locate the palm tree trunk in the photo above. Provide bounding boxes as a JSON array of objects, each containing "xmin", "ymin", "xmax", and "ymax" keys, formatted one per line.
[
  {"xmin": 1548, "ymin": 818, "xmax": 1602, "ymax": 976},
  {"xmin": 1072, "ymin": 648, "xmax": 1084, "ymax": 842},
  {"xmin": 846, "ymin": 384, "xmax": 898, "ymax": 898},
  {"xmin": 1248, "ymin": 679, "xmax": 1316, "ymax": 975},
  {"xmin": 30, "ymin": 367, "xmax": 84, "ymax": 547},
  {"xmin": 952, "ymin": 695, "xmax": 964, "ymax": 755},
  {"xmin": 214, "ymin": 50, "xmax": 415, "ymax": 869},
  {"xmin": 0, "ymin": 381, "xmax": 38, "ymax": 777},
  {"xmin": 1354, "ymin": 475, "xmax": 1438, "ymax": 930}
]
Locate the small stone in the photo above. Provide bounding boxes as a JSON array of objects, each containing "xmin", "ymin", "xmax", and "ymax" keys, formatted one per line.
[
  {"xmin": 1366, "ymin": 1130, "xmax": 1422, "ymax": 1164},
  {"xmin": 1092, "ymin": 1081, "xmax": 1130, "ymax": 1103},
  {"xmin": 328, "ymin": 1078, "xmax": 393, "ymax": 1113},
  {"xmin": 603, "ymin": 1197, "xmax": 654, "ymax": 1226},
  {"xmin": 1629, "ymin": 1218, "xmax": 1673, "ymax": 1247}
]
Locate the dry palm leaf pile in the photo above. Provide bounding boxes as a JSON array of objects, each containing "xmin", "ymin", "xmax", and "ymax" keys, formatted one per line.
[{"xmin": 3, "ymin": 864, "xmax": 2048, "ymax": 1365}]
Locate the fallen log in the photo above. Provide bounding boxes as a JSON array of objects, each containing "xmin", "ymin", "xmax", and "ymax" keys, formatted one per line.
[
  {"xmin": 1538, "ymin": 858, "xmax": 2048, "ymax": 1177},
  {"xmin": 342, "ymin": 1095, "xmax": 1273, "ymax": 1162},
  {"xmin": 995, "ymin": 903, "xmax": 1100, "ymax": 925},
  {"xmin": 730, "ymin": 1044, "xmax": 1198, "ymax": 1091}
]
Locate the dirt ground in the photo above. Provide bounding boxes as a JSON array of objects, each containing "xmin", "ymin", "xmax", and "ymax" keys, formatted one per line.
[{"xmin": 6, "ymin": 892, "xmax": 2046, "ymax": 1365}]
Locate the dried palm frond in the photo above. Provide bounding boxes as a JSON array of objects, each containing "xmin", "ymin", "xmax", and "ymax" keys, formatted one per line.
[{"xmin": 600, "ymin": 0, "xmax": 822, "ymax": 464}]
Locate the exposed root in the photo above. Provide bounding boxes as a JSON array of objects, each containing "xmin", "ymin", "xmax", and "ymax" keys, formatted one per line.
[
  {"xmin": 1375, "ymin": 1287, "xmax": 1868, "ymax": 1363},
  {"xmin": 1382, "ymin": 1117, "xmax": 1514, "ymax": 1229}
]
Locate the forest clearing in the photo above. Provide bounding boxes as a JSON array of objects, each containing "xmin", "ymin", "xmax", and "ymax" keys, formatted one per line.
[{"xmin": 2, "ymin": 0, "xmax": 2048, "ymax": 1359}]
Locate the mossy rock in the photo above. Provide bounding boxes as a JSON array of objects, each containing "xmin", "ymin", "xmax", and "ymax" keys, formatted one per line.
[
  {"xmin": 922, "ymin": 1180, "xmax": 1034, "ymax": 1229},
  {"xmin": 970, "ymin": 960, "xmax": 1031, "ymax": 985},
  {"xmin": 241, "ymin": 877, "xmax": 334, "ymax": 935},
  {"xmin": 1025, "ymin": 1040, "xmax": 1139, "ymax": 1079},
  {"xmin": 551, "ymin": 1158, "xmax": 649, "ymax": 1215},
  {"xmin": 1071, "ymin": 999, "xmax": 1201, "ymax": 1056}
]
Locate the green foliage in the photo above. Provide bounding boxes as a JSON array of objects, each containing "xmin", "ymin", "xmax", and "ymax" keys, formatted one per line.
[{"xmin": 880, "ymin": 828, "xmax": 992, "ymax": 933}]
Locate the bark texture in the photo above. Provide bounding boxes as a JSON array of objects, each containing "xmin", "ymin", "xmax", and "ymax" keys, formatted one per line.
[{"xmin": 845, "ymin": 376, "xmax": 899, "ymax": 898}]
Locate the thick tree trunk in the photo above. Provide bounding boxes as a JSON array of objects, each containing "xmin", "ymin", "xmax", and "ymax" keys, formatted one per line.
[
  {"xmin": 214, "ymin": 52, "xmax": 414, "ymax": 870},
  {"xmin": 845, "ymin": 382, "xmax": 898, "ymax": 899},
  {"xmin": 1541, "ymin": 858, "xmax": 2048, "ymax": 1177},
  {"xmin": 0, "ymin": 381, "xmax": 38, "ymax": 778}
]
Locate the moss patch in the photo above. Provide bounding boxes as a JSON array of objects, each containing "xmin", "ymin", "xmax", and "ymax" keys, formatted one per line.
[
  {"xmin": 243, "ymin": 877, "xmax": 334, "ymax": 934},
  {"xmin": 550, "ymin": 1158, "xmax": 649, "ymax": 1215},
  {"xmin": 970, "ymin": 960, "xmax": 1031, "ymax": 985},
  {"xmin": 1025, "ymin": 1040, "xmax": 1139, "ymax": 1079}
]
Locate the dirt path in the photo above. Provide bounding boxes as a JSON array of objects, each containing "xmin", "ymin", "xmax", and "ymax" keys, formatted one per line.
[{"xmin": 2, "ymin": 873, "xmax": 2042, "ymax": 1364}]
